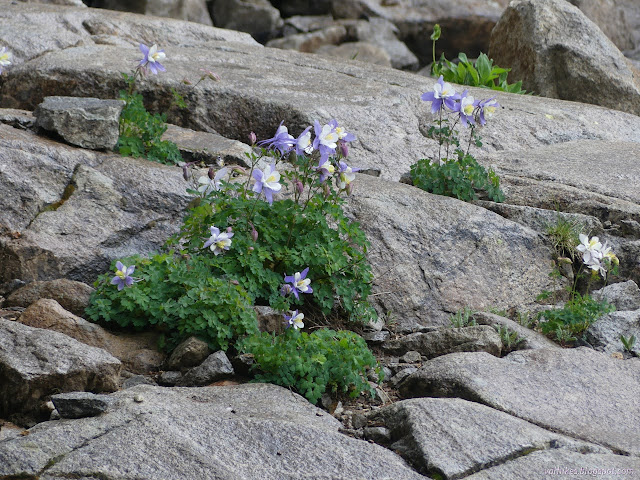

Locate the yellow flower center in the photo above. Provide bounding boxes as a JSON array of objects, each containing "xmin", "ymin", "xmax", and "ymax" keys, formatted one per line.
[
  {"xmin": 463, "ymin": 104, "xmax": 474, "ymax": 115},
  {"xmin": 116, "ymin": 271, "xmax": 126, "ymax": 279}
]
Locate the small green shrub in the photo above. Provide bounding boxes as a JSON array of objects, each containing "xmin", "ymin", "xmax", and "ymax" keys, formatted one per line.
[
  {"xmin": 539, "ymin": 293, "xmax": 614, "ymax": 342},
  {"xmin": 86, "ymin": 253, "xmax": 258, "ymax": 351},
  {"xmin": 240, "ymin": 328, "xmax": 380, "ymax": 404},
  {"xmin": 117, "ymin": 83, "xmax": 183, "ymax": 165},
  {"xmin": 494, "ymin": 325, "xmax": 524, "ymax": 352},
  {"xmin": 429, "ymin": 24, "xmax": 528, "ymax": 94},
  {"xmin": 545, "ymin": 216, "xmax": 583, "ymax": 261},
  {"xmin": 410, "ymin": 151, "xmax": 504, "ymax": 203},
  {"xmin": 172, "ymin": 149, "xmax": 376, "ymax": 324},
  {"xmin": 449, "ymin": 308, "xmax": 476, "ymax": 328},
  {"xmin": 620, "ymin": 334, "xmax": 637, "ymax": 353}
]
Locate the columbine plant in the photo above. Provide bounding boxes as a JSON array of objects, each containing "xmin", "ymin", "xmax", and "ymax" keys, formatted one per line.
[
  {"xmin": 174, "ymin": 119, "xmax": 374, "ymax": 323},
  {"xmin": 410, "ymin": 75, "xmax": 504, "ymax": 202},
  {"xmin": 117, "ymin": 42, "xmax": 219, "ymax": 165},
  {"xmin": 538, "ymin": 234, "xmax": 618, "ymax": 344}
]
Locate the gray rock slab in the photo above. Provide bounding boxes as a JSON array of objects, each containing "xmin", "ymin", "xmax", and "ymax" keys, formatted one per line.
[
  {"xmin": 95, "ymin": 0, "xmax": 213, "ymax": 26},
  {"xmin": 0, "ymin": 384, "xmax": 428, "ymax": 479},
  {"xmin": 569, "ymin": 0, "xmax": 635, "ymax": 52},
  {"xmin": 162, "ymin": 123, "xmax": 253, "ymax": 167},
  {"xmin": 266, "ymin": 25, "xmax": 348, "ymax": 53},
  {"xmin": 0, "ymin": 318, "xmax": 121, "ymax": 423},
  {"xmin": 369, "ymin": 397, "xmax": 610, "ymax": 479},
  {"xmin": 471, "ymin": 312, "xmax": 561, "ymax": 351},
  {"xmin": 51, "ymin": 392, "xmax": 114, "ymax": 419},
  {"xmin": 586, "ymin": 310, "xmax": 640, "ymax": 356},
  {"xmin": 384, "ymin": 326, "xmax": 503, "ymax": 358},
  {"xmin": 346, "ymin": 174, "xmax": 557, "ymax": 330},
  {"xmin": 3, "ymin": 37, "xmax": 640, "ymax": 184},
  {"xmin": 399, "ymin": 347, "xmax": 640, "ymax": 456},
  {"xmin": 210, "ymin": 0, "xmax": 283, "ymax": 42},
  {"xmin": 0, "ymin": 108, "xmax": 34, "ymax": 129},
  {"xmin": 6, "ymin": 278, "xmax": 93, "ymax": 316},
  {"xmin": 475, "ymin": 202, "xmax": 603, "ymax": 238},
  {"xmin": 463, "ymin": 450, "xmax": 640, "ymax": 480},
  {"xmin": 35, "ymin": 96, "xmax": 124, "ymax": 150},
  {"xmin": 592, "ymin": 280, "xmax": 640, "ymax": 311},
  {"xmin": 0, "ymin": 124, "xmax": 193, "ymax": 284},
  {"xmin": 177, "ymin": 350, "xmax": 234, "ymax": 386},
  {"xmin": 0, "ymin": 0, "xmax": 257, "ymax": 66},
  {"xmin": 489, "ymin": 0, "xmax": 640, "ymax": 116}
]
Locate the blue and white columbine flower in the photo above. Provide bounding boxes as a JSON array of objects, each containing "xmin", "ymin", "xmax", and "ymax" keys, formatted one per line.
[
  {"xmin": 258, "ymin": 121, "xmax": 295, "ymax": 155},
  {"xmin": 313, "ymin": 120, "xmax": 339, "ymax": 161},
  {"xmin": 295, "ymin": 126, "xmax": 314, "ymax": 155},
  {"xmin": 0, "ymin": 47, "xmax": 12, "ymax": 74},
  {"xmin": 316, "ymin": 158, "xmax": 335, "ymax": 183},
  {"xmin": 284, "ymin": 310, "xmax": 305, "ymax": 330},
  {"xmin": 421, "ymin": 75, "xmax": 459, "ymax": 113},
  {"xmin": 478, "ymin": 98, "xmax": 499, "ymax": 126},
  {"xmin": 111, "ymin": 261, "xmax": 136, "ymax": 291},
  {"xmin": 456, "ymin": 90, "xmax": 477, "ymax": 127},
  {"xmin": 284, "ymin": 267, "xmax": 312, "ymax": 300},
  {"xmin": 203, "ymin": 226, "xmax": 234, "ymax": 255},
  {"xmin": 197, "ymin": 167, "xmax": 228, "ymax": 195},
  {"xmin": 337, "ymin": 160, "xmax": 359, "ymax": 189},
  {"xmin": 138, "ymin": 43, "xmax": 166, "ymax": 75},
  {"xmin": 252, "ymin": 163, "xmax": 282, "ymax": 205},
  {"xmin": 329, "ymin": 119, "xmax": 356, "ymax": 142}
]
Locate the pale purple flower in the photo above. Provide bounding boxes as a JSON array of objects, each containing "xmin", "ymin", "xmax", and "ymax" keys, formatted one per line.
[
  {"xmin": 203, "ymin": 225, "xmax": 234, "ymax": 255},
  {"xmin": 280, "ymin": 284, "xmax": 293, "ymax": 297},
  {"xmin": 197, "ymin": 167, "xmax": 228, "ymax": 195},
  {"xmin": 456, "ymin": 90, "xmax": 477, "ymax": 127},
  {"xmin": 138, "ymin": 43, "xmax": 166, "ymax": 75},
  {"xmin": 316, "ymin": 158, "xmax": 335, "ymax": 183},
  {"xmin": 329, "ymin": 119, "xmax": 356, "ymax": 142},
  {"xmin": 0, "ymin": 47, "xmax": 11, "ymax": 74},
  {"xmin": 295, "ymin": 126, "xmax": 313, "ymax": 155},
  {"xmin": 478, "ymin": 97, "xmax": 499, "ymax": 126},
  {"xmin": 258, "ymin": 121, "xmax": 295, "ymax": 155},
  {"xmin": 313, "ymin": 120, "xmax": 338, "ymax": 161},
  {"xmin": 284, "ymin": 310, "xmax": 305, "ymax": 330},
  {"xmin": 252, "ymin": 163, "xmax": 282, "ymax": 205},
  {"xmin": 421, "ymin": 75, "xmax": 459, "ymax": 113},
  {"xmin": 111, "ymin": 261, "xmax": 135, "ymax": 291},
  {"xmin": 284, "ymin": 267, "xmax": 313, "ymax": 300},
  {"xmin": 337, "ymin": 160, "xmax": 359, "ymax": 189}
]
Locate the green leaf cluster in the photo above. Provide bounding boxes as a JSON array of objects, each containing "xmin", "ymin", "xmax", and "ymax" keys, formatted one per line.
[
  {"xmin": 117, "ymin": 80, "xmax": 182, "ymax": 165},
  {"xmin": 239, "ymin": 328, "xmax": 380, "ymax": 404},
  {"xmin": 172, "ymin": 174, "xmax": 376, "ymax": 324},
  {"xmin": 410, "ymin": 151, "xmax": 504, "ymax": 203},
  {"xmin": 539, "ymin": 293, "xmax": 614, "ymax": 343},
  {"xmin": 433, "ymin": 52, "xmax": 528, "ymax": 94},
  {"xmin": 85, "ymin": 253, "xmax": 258, "ymax": 351}
]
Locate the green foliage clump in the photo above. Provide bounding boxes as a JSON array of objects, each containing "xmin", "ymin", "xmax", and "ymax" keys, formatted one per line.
[
  {"xmin": 449, "ymin": 308, "xmax": 476, "ymax": 328},
  {"xmin": 430, "ymin": 24, "xmax": 528, "ymax": 94},
  {"xmin": 411, "ymin": 151, "xmax": 504, "ymax": 203},
  {"xmin": 494, "ymin": 325, "xmax": 524, "ymax": 353},
  {"xmin": 539, "ymin": 293, "xmax": 614, "ymax": 344},
  {"xmin": 240, "ymin": 328, "xmax": 380, "ymax": 404},
  {"xmin": 410, "ymin": 119, "xmax": 504, "ymax": 202},
  {"xmin": 117, "ymin": 88, "xmax": 183, "ymax": 165},
  {"xmin": 545, "ymin": 216, "xmax": 584, "ymax": 261},
  {"xmin": 173, "ymin": 152, "xmax": 376, "ymax": 324},
  {"xmin": 85, "ymin": 253, "xmax": 258, "ymax": 351}
]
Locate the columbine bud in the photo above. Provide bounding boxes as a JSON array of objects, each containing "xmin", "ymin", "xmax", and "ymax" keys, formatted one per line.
[
  {"xmin": 208, "ymin": 166, "xmax": 216, "ymax": 180},
  {"xmin": 295, "ymin": 179, "xmax": 304, "ymax": 195},
  {"xmin": 226, "ymin": 226, "xmax": 233, "ymax": 233},
  {"xmin": 182, "ymin": 78, "xmax": 192, "ymax": 85},
  {"xmin": 250, "ymin": 225, "xmax": 258, "ymax": 242},
  {"xmin": 323, "ymin": 183, "xmax": 331, "ymax": 199},
  {"xmin": 280, "ymin": 284, "xmax": 293, "ymax": 297},
  {"xmin": 230, "ymin": 279, "xmax": 240, "ymax": 285},
  {"xmin": 339, "ymin": 140, "xmax": 349, "ymax": 158},
  {"xmin": 346, "ymin": 183, "xmax": 354, "ymax": 195},
  {"xmin": 182, "ymin": 165, "xmax": 191, "ymax": 181},
  {"xmin": 249, "ymin": 132, "xmax": 257, "ymax": 145},
  {"xmin": 249, "ymin": 246, "xmax": 254, "ymax": 251}
]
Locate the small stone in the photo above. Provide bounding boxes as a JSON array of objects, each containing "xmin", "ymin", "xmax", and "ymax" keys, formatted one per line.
[
  {"xmin": 51, "ymin": 392, "xmax": 114, "ymax": 419},
  {"xmin": 364, "ymin": 426, "xmax": 391, "ymax": 444},
  {"xmin": 35, "ymin": 96, "xmax": 125, "ymax": 150},
  {"xmin": 133, "ymin": 394, "xmax": 144, "ymax": 403},
  {"xmin": 165, "ymin": 336, "xmax": 211, "ymax": 370},
  {"xmin": 352, "ymin": 413, "xmax": 368, "ymax": 429},
  {"xmin": 401, "ymin": 351, "xmax": 422, "ymax": 364},
  {"xmin": 158, "ymin": 371, "xmax": 183, "ymax": 386}
]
